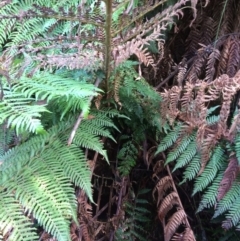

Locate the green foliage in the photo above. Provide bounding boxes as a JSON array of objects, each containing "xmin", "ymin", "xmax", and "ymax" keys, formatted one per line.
[
  {"xmin": 165, "ymin": 132, "xmax": 196, "ymax": 165},
  {"xmin": 118, "ymin": 138, "xmax": 138, "ymax": 176},
  {"xmin": 172, "ymin": 140, "xmax": 197, "ymax": 171},
  {"xmin": 2, "ymin": 0, "xmax": 239, "ymax": 240},
  {"xmin": 0, "ymin": 70, "xmax": 100, "ymax": 134},
  {"xmin": 155, "ymin": 123, "xmax": 182, "ymax": 154},
  {"xmin": 0, "ymin": 110, "xmax": 120, "ymax": 240},
  {"xmin": 235, "ymin": 133, "xmax": 240, "ymax": 165},
  {"xmin": 114, "ymin": 61, "xmax": 161, "ymax": 127},
  {"xmin": 0, "ymin": 124, "xmax": 14, "ymax": 157},
  {"xmin": 196, "ymin": 168, "xmax": 225, "ymax": 213},
  {"xmin": 156, "ymin": 120, "xmax": 240, "ymax": 231},
  {"xmin": 115, "ymin": 189, "xmax": 151, "ymax": 241},
  {"xmin": 192, "ymin": 145, "xmax": 226, "ymax": 195},
  {"xmin": 180, "ymin": 154, "xmax": 201, "ymax": 183},
  {"xmin": 213, "ymin": 177, "xmax": 240, "ymax": 219}
]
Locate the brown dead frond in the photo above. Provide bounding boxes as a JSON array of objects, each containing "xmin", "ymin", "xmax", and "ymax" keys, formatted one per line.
[
  {"xmin": 153, "ymin": 176, "xmax": 173, "ymax": 206},
  {"xmin": 172, "ymin": 227, "xmax": 196, "ymax": 241},
  {"xmin": 217, "ymin": 155, "xmax": 239, "ymax": 201},
  {"xmin": 158, "ymin": 192, "xmax": 180, "ymax": 223},
  {"xmin": 164, "ymin": 209, "xmax": 187, "ymax": 241}
]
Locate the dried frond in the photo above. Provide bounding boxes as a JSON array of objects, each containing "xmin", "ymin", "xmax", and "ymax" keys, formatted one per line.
[
  {"xmin": 43, "ymin": 52, "xmax": 103, "ymax": 71},
  {"xmin": 94, "ymin": 94, "xmax": 103, "ymax": 110},
  {"xmin": 187, "ymin": 47, "xmax": 209, "ymax": 83},
  {"xmin": 153, "ymin": 176, "xmax": 172, "ymax": 206},
  {"xmin": 113, "ymin": 38, "xmax": 156, "ymax": 68},
  {"xmin": 80, "ymin": 223, "xmax": 91, "ymax": 241},
  {"xmin": 189, "ymin": 0, "xmax": 198, "ymax": 27},
  {"xmin": 217, "ymin": 37, "xmax": 232, "ymax": 75},
  {"xmin": 160, "ymin": 89, "xmax": 171, "ymax": 125},
  {"xmin": 152, "ymin": 160, "xmax": 165, "ymax": 177},
  {"xmin": 222, "ymin": 219, "xmax": 232, "ymax": 230},
  {"xmin": 70, "ymin": 223, "xmax": 79, "ymax": 241},
  {"xmin": 176, "ymin": 60, "xmax": 187, "ymax": 87},
  {"xmin": 198, "ymin": 133, "xmax": 217, "ymax": 175},
  {"xmin": 172, "ymin": 227, "xmax": 196, "ymax": 241},
  {"xmin": 226, "ymin": 36, "xmax": 240, "ymax": 77},
  {"xmin": 204, "ymin": 48, "xmax": 220, "ymax": 82},
  {"xmin": 145, "ymin": 146, "xmax": 157, "ymax": 169},
  {"xmin": 184, "ymin": 26, "xmax": 201, "ymax": 58},
  {"xmin": 218, "ymin": 0, "xmax": 235, "ymax": 36},
  {"xmin": 217, "ymin": 156, "xmax": 239, "ymax": 201},
  {"xmin": 169, "ymin": 86, "xmax": 182, "ymax": 125},
  {"xmin": 164, "ymin": 209, "xmax": 187, "ymax": 241},
  {"xmin": 199, "ymin": 17, "xmax": 215, "ymax": 46},
  {"xmin": 194, "ymin": 82, "xmax": 208, "ymax": 122},
  {"xmin": 218, "ymin": 76, "xmax": 238, "ymax": 136},
  {"xmin": 180, "ymin": 82, "xmax": 194, "ymax": 112},
  {"xmin": 158, "ymin": 192, "xmax": 180, "ymax": 223},
  {"xmin": 228, "ymin": 107, "xmax": 240, "ymax": 141}
]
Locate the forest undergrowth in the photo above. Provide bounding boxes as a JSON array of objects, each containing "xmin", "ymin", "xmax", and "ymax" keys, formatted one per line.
[{"xmin": 1, "ymin": 0, "xmax": 240, "ymax": 241}]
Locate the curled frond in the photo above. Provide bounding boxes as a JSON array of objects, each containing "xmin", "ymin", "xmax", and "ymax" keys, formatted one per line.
[
  {"xmin": 158, "ymin": 192, "xmax": 180, "ymax": 223},
  {"xmin": 164, "ymin": 209, "xmax": 186, "ymax": 241}
]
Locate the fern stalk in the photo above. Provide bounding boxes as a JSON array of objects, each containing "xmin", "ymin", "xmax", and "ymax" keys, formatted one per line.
[{"xmin": 104, "ymin": 0, "xmax": 113, "ymax": 93}]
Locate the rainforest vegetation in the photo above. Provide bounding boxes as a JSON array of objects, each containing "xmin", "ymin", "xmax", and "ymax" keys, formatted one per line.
[{"xmin": 1, "ymin": 0, "xmax": 240, "ymax": 240}]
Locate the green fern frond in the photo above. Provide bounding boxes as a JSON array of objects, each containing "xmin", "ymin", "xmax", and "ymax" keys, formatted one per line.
[
  {"xmin": 14, "ymin": 72, "xmax": 99, "ymax": 101},
  {"xmin": 165, "ymin": 132, "xmax": 196, "ymax": 164},
  {"xmin": 0, "ymin": 124, "xmax": 14, "ymax": 157},
  {"xmin": 49, "ymin": 140, "xmax": 92, "ymax": 199},
  {"xmin": 1, "ymin": 71, "xmax": 100, "ymax": 134},
  {"xmin": 114, "ymin": 61, "xmax": 161, "ymax": 126},
  {"xmin": 180, "ymin": 154, "xmax": 201, "ymax": 184},
  {"xmin": 88, "ymin": 109, "xmax": 124, "ymax": 131},
  {"xmin": 197, "ymin": 163, "xmax": 227, "ymax": 213},
  {"xmin": 115, "ymin": 190, "xmax": 150, "ymax": 241},
  {"xmin": 206, "ymin": 115, "xmax": 220, "ymax": 125},
  {"xmin": 207, "ymin": 105, "xmax": 220, "ymax": 116},
  {"xmin": 235, "ymin": 133, "xmax": 240, "ymax": 165},
  {"xmin": 224, "ymin": 198, "xmax": 240, "ymax": 228},
  {"xmin": 0, "ymin": 87, "xmax": 47, "ymax": 134},
  {"xmin": 0, "ymin": 107, "xmax": 120, "ymax": 240},
  {"xmin": 6, "ymin": 159, "xmax": 75, "ymax": 241},
  {"xmin": 193, "ymin": 145, "xmax": 226, "ymax": 195},
  {"xmin": 118, "ymin": 139, "xmax": 138, "ymax": 176},
  {"xmin": 0, "ymin": 192, "xmax": 38, "ymax": 241},
  {"xmin": 172, "ymin": 140, "xmax": 197, "ymax": 170},
  {"xmin": 71, "ymin": 129, "xmax": 108, "ymax": 162},
  {"xmin": 155, "ymin": 123, "xmax": 183, "ymax": 155},
  {"xmin": 213, "ymin": 177, "xmax": 240, "ymax": 219}
]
